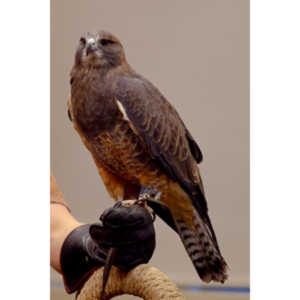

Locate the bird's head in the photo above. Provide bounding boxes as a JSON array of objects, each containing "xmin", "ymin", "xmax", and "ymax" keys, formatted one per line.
[{"xmin": 74, "ymin": 30, "xmax": 126, "ymax": 68}]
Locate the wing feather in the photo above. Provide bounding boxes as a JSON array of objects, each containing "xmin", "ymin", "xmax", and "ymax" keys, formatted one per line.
[{"xmin": 115, "ymin": 75, "xmax": 203, "ymax": 200}]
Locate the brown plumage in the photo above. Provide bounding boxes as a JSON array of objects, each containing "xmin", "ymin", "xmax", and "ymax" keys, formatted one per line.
[{"xmin": 68, "ymin": 30, "xmax": 228, "ymax": 283}]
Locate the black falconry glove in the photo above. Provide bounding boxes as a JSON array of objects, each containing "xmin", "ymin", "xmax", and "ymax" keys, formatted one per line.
[{"xmin": 60, "ymin": 198, "xmax": 156, "ymax": 294}]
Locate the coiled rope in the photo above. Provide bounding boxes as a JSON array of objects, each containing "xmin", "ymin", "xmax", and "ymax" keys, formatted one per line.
[{"xmin": 77, "ymin": 264, "xmax": 186, "ymax": 300}]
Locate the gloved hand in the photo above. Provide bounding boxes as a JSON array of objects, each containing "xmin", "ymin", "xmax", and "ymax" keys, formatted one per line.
[{"xmin": 60, "ymin": 200, "xmax": 156, "ymax": 294}]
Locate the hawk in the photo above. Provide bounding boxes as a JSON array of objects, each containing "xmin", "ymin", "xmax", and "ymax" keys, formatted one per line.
[{"xmin": 68, "ymin": 30, "xmax": 228, "ymax": 283}]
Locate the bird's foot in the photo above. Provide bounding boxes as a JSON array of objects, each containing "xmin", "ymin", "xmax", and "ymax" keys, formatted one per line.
[{"xmin": 136, "ymin": 186, "xmax": 161, "ymax": 220}]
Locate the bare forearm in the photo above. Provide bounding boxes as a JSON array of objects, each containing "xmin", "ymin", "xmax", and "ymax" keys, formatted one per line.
[
  {"xmin": 50, "ymin": 174, "xmax": 82, "ymax": 273},
  {"xmin": 50, "ymin": 204, "xmax": 82, "ymax": 272}
]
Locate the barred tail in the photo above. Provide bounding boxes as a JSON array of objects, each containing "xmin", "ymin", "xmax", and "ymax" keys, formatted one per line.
[{"xmin": 175, "ymin": 210, "xmax": 228, "ymax": 283}]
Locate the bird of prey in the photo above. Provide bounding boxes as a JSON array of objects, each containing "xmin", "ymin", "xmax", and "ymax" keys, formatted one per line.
[{"xmin": 68, "ymin": 30, "xmax": 228, "ymax": 283}]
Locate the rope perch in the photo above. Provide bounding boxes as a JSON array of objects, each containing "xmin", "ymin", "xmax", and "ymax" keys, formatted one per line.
[{"xmin": 77, "ymin": 264, "xmax": 186, "ymax": 300}]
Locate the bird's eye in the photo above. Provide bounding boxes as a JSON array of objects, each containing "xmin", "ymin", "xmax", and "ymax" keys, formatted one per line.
[
  {"xmin": 79, "ymin": 37, "xmax": 86, "ymax": 45},
  {"xmin": 100, "ymin": 39, "xmax": 114, "ymax": 46}
]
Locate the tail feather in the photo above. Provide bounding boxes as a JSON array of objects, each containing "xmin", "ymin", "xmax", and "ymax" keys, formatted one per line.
[
  {"xmin": 189, "ymin": 187, "xmax": 222, "ymax": 256},
  {"xmin": 175, "ymin": 210, "xmax": 228, "ymax": 283},
  {"xmin": 157, "ymin": 179, "xmax": 228, "ymax": 283}
]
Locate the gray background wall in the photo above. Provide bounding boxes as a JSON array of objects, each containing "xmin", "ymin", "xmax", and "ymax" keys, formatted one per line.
[{"xmin": 51, "ymin": 0, "xmax": 249, "ymax": 287}]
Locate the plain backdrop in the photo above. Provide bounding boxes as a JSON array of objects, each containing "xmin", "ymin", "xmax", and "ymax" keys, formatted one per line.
[{"xmin": 51, "ymin": 0, "xmax": 249, "ymax": 287}]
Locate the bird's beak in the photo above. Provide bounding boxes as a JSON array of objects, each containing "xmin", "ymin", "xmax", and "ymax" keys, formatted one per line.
[{"xmin": 86, "ymin": 38, "xmax": 96, "ymax": 56}]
